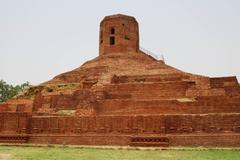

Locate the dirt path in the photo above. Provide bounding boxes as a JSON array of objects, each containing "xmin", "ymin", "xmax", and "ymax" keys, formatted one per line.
[{"xmin": 0, "ymin": 154, "xmax": 12, "ymax": 160}]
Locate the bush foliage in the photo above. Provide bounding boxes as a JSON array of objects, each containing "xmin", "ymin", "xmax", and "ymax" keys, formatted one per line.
[{"xmin": 0, "ymin": 80, "xmax": 30, "ymax": 102}]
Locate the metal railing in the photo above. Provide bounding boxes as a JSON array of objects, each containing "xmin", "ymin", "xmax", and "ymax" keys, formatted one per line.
[{"xmin": 140, "ymin": 47, "xmax": 165, "ymax": 62}]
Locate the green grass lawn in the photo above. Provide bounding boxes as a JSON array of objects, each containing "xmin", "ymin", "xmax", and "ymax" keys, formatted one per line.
[{"xmin": 0, "ymin": 146, "xmax": 240, "ymax": 160}]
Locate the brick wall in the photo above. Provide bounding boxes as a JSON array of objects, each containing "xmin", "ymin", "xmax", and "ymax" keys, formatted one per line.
[
  {"xmin": 97, "ymin": 98, "xmax": 240, "ymax": 115},
  {"xmin": 29, "ymin": 114, "xmax": 240, "ymax": 135},
  {"xmin": 99, "ymin": 15, "xmax": 139, "ymax": 55},
  {"xmin": 0, "ymin": 113, "xmax": 30, "ymax": 134}
]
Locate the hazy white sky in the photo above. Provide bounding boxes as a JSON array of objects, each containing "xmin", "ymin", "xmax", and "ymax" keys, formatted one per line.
[{"xmin": 0, "ymin": 0, "xmax": 240, "ymax": 85}]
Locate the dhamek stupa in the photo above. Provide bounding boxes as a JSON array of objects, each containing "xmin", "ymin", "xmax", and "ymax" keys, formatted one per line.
[{"xmin": 0, "ymin": 14, "xmax": 240, "ymax": 147}]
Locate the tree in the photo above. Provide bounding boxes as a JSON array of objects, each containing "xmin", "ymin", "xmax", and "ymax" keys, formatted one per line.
[{"xmin": 0, "ymin": 80, "xmax": 30, "ymax": 103}]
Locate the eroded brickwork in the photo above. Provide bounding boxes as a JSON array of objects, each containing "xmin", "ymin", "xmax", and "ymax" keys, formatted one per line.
[
  {"xmin": 99, "ymin": 14, "xmax": 139, "ymax": 55},
  {"xmin": 0, "ymin": 14, "xmax": 240, "ymax": 147}
]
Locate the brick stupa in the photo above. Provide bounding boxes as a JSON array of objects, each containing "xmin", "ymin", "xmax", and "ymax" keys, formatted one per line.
[{"xmin": 0, "ymin": 14, "xmax": 240, "ymax": 147}]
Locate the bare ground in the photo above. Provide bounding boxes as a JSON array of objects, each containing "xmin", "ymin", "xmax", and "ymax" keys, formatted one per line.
[{"xmin": 0, "ymin": 154, "xmax": 12, "ymax": 160}]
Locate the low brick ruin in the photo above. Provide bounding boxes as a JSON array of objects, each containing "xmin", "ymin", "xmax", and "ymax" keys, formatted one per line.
[{"xmin": 0, "ymin": 14, "xmax": 240, "ymax": 147}]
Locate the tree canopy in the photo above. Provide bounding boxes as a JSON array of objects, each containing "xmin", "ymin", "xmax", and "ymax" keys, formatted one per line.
[{"xmin": 0, "ymin": 80, "xmax": 30, "ymax": 103}]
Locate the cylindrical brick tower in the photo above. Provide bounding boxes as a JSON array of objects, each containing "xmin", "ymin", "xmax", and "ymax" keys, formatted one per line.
[{"xmin": 99, "ymin": 14, "xmax": 139, "ymax": 56}]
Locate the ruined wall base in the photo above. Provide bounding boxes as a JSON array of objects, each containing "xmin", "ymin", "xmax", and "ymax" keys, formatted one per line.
[
  {"xmin": 29, "ymin": 134, "xmax": 130, "ymax": 146},
  {"xmin": 26, "ymin": 133, "xmax": 240, "ymax": 147},
  {"xmin": 168, "ymin": 133, "xmax": 240, "ymax": 147}
]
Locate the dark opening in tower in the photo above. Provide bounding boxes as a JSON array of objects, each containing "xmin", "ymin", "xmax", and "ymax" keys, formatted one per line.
[
  {"xmin": 110, "ymin": 36, "xmax": 115, "ymax": 45},
  {"xmin": 100, "ymin": 31, "xmax": 103, "ymax": 44},
  {"xmin": 110, "ymin": 27, "xmax": 115, "ymax": 34}
]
